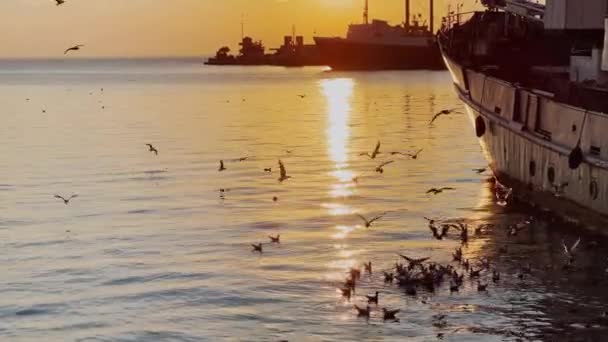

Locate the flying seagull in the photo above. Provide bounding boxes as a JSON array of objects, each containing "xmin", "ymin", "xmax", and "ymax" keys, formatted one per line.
[
  {"xmin": 146, "ymin": 144, "xmax": 158, "ymax": 155},
  {"xmin": 562, "ymin": 237, "xmax": 581, "ymax": 263},
  {"xmin": 278, "ymin": 159, "xmax": 291, "ymax": 182},
  {"xmin": 64, "ymin": 45, "xmax": 84, "ymax": 55},
  {"xmin": 55, "ymin": 0, "xmax": 65, "ymax": 6},
  {"xmin": 383, "ymin": 308, "xmax": 400, "ymax": 321},
  {"xmin": 251, "ymin": 243, "xmax": 263, "ymax": 253},
  {"xmin": 54, "ymin": 194, "xmax": 78, "ymax": 205},
  {"xmin": 430, "ymin": 108, "xmax": 460, "ymax": 125},
  {"xmin": 472, "ymin": 167, "xmax": 487, "ymax": 174},
  {"xmin": 360, "ymin": 141, "xmax": 381, "ymax": 159},
  {"xmin": 218, "ymin": 160, "xmax": 226, "ymax": 172},
  {"xmin": 375, "ymin": 160, "xmax": 394, "ymax": 173},
  {"xmin": 392, "ymin": 149, "xmax": 423, "ymax": 160},
  {"xmin": 430, "ymin": 224, "xmax": 450, "ymax": 240},
  {"xmin": 297, "ymin": 94, "xmax": 306, "ymax": 99},
  {"xmin": 356, "ymin": 213, "xmax": 385, "ymax": 228},
  {"xmin": 426, "ymin": 187, "xmax": 455, "ymax": 195}
]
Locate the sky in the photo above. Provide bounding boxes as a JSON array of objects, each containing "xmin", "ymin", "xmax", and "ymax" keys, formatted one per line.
[{"xmin": 0, "ymin": 0, "xmax": 479, "ymax": 58}]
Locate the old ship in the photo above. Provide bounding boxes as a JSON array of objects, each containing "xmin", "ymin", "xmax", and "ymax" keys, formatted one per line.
[
  {"xmin": 314, "ymin": 0, "xmax": 444, "ymax": 70},
  {"xmin": 439, "ymin": 0, "xmax": 608, "ymax": 231}
]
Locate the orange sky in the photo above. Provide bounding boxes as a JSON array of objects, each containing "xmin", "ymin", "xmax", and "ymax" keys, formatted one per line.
[{"xmin": 0, "ymin": 0, "xmax": 478, "ymax": 58}]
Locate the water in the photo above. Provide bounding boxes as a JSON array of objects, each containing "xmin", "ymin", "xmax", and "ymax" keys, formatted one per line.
[{"xmin": 1, "ymin": 60, "xmax": 608, "ymax": 342}]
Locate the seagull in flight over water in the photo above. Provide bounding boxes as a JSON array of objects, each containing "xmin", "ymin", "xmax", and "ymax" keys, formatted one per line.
[
  {"xmin": 218, "ymin": 160, "xmax": 226, "ymax": 172},
  {"xmin": 54, "ymin": 194, "xmax": 78, "ymax": 205},
  {"xmin": 426, "ymin": 187, "xmax": 455, "ymax": 195},
  {"xmin": 146, "ymin": 144, "xmax": 158, "ymax": 155},
  {"xmin": 360, "ymin": 141, "xmax": 381, "ymax": 159},
  {"xmin": 375, "ymin": 160, "xmax": 394, "ymax": 173},
  {"xmin": 430, "ymin": 108, "xmax": 460, "ymax": 125},
  {"xmin": 278, "ymin": 159, "xmax": 291, "ymax": 182},
  {"xmin": 55, "ymin": 0, "xmax": 65, "ymax": 5},
  {"xmin": 356, "ymin": 213, "xmax": 386, "ymax": 228},
  {"xmin": 64, "ymin": 45, "xmax": 84, "ymax": 55}
]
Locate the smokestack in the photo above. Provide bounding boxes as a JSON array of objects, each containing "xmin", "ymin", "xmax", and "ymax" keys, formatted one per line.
[
  {"xmin": 364, "ymin": 0, "xmax": 369, "ymax": 24},
  {"xmin": 429, "ymin": 0, "xmax": 434, "ymax": 33},
  {"xmin": 405, "ymin": 0, "xmax": 410, "ymax": 27}
]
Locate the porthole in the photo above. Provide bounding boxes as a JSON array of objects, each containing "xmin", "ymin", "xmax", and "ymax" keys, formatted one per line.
[
  {"xmin": 529, "ymin": 161, "xmax": 536, "ymax": 177},
  {"xmin": 590, "ymin": 179, "xmax": 599, "ymax": 200},
  {"xmin": 547, "ymin": 167, "xmax": 555, "ymax": 183}
]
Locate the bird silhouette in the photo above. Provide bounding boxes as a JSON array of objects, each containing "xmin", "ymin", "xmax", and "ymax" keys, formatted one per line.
[
  {"xmin": 218, "ymin": 160, "xmax": 226, "ymax": 172},
  {"xmin": 366, "ymin": 291, "xmax": 379, "ymax": 305},
  {"xmin": 562, "ymin": 237, "xmax": 581, "ymax": 263},
  {"xmin": 55, "ymin": 0, "xmax": 65, "ymax": 6},
  {"xmin": 430, "ymin": 224, "xmax": 450, "ymax": 240},
  {"xmin": 364, "ymin": 261, "xmax": 372, "ymax": 274},
  {"xmin": 426, "ymin": 187, "xmax": 455, "ymax": 195},
  {"xmin": 390, "ymin": 149, "xmax": 423, "ymax": 159},
  {"xmin": 398, "ymin": 254, "xmax": 430, "ymax": 267},
  {"xmin": 375, "ymin": 160, "xmax": 394, "ymax": 173},
  {"xmin": 278, "ymin": 160, "xmax": 291, "ymax": 182},
  {"xmin": 54, "ymin": 194, "xmax": 78, "ymax": 205},
  {"xmin": 264, "ymin": 168, "xmax": 272, "ymax": 173},
  {"xmin": 382, "ymin": 308, "xmax": 400, "ymax": 321},
  {"xmin": 251, "ymin": 243, "xmax": 263, "ymax": 253},
  {"xmin": 297, "ymin": 94, "xmax": 306, "ymax": 99},
  {"xmin": 340, "ymin": 287, "xmax": 352, "ymax": 300},
  {"xmin": 472, "ymin": 167, "xmax": 487, "ymax": 174},
  {"xmin": 354, "ymin": 305, "xmax": 371, "ymax": 318},
  {"xmin": 145, "ymin": 144, "xmax": 158, "ymax": 155},
  {"xmin": 477, "ymin": 281, "xmax": 488, "ymax": 292},
  {"xmin": 64, "ymin": 45, "xmax": 84, "ymax": 55},
  {"xmin": 269, "ymin": 235, "xmax": 280, "ymax": 244},
  {"xmin": 430, "ymin": 108, "xmax": 459, "ymax": 125},
  {"xmin": 356, "ymin": 213, "xmax": 385, "ymax": 228},
  {"xmin": 360, "ymin": 141, "xmax": 381, "ymax": 159}
]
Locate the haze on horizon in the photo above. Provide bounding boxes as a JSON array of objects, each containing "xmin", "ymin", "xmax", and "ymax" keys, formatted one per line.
[{"xmin": 0, "ymin": 0, "xmax": 477, "ymax": 59}]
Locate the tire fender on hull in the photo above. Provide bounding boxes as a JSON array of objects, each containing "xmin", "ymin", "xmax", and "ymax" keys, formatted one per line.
[{"xmin": 475, "ymin": 116, "xmax": 486, "ymax": 138}]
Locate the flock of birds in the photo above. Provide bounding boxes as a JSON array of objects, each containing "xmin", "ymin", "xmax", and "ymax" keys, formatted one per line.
[{"xmin": 38, "ymin": 3, "xmax": 608, "ymax": 334}]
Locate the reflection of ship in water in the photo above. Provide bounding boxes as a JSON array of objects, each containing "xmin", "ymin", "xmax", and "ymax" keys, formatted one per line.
[
  {"xmin": 206, "ymin": 34, "xmax": 325, "ymax": 67},
  {"xmin": 439, "ymin": 0, "xmax": 608, "ymax": 231},
  {"xmin": 314, "ymin": 0, "xmax": 444, "ymax": 70}
]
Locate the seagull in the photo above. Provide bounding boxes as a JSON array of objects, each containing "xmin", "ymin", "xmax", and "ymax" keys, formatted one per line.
[
  {"xmin": 55, "ymin": 0, "xmax": 65, "ymax": 6},
  {"xmin": 297, "ymin": 94, "xmax": 306, "ymax": 99},
  {"xmin": 272, "ymin": 196, "xmax": 278, "ymax": 202},
  {"xmin": 391, "ymin": 149, "xmax": 423, "ymax": 159},
  {"xmin": 492, "ymin": 270, "xmax": 500, "ymax": 283},
  {"xmin": 340, "ymin": 287, "xmax": 352, "ymax": 300},
  {"xmin": 264, "ymin": 168, "xmax": 272, "ymax": 173},
  {"xmin": 64, "ymin": 45, "xmax": 84, "ymax": 55},
  {"xmin": 472, "ymin": 167, "xmax": 487, "ymax": 174},
  {"xmin": 356, "ymin": 213, "xmax": 385, "ymax": 228},
  {"xmin": 251, "ymin": 243, "xmax": 263, "ymax": 253},
  {"xmin": 398, "ymin": 254, "xmax": 430, "ymax": 268},
  {"xmin": 383, "ymin": 272, "xmax": 394, "ymax": 283},
  {"xmin": 562, "ymin": 237, "xmax": 581, "ymax": 263},
  {"xmin": 450, "ymin": 282, "xmax": 460, "ymax": 293},
  {"xmin": 452, "ymin": 247, "xmax": 462, "ymax": 262},
  {"xmin": 145, "ymin": 144, "xmax": 158, "ymax": 155},
  {"xmin": 54, "ymin": 194, "xmax": 78, "ymax": 205},
  {"xmin": 426, "ymin": 187, "xmax": 455, "ymax": 195},
  {"xmin": 375, "ymin": 160, "xmax": 394, "ymax": 173},
  {"xmin": 269, "ymin": 235, "xmax": 280, "ymax": 244},
  {"xmin": 218, "ymin": 160, "xmax": 226, "ymax": 172},
  {"xmin": 430, "ymin": 108, "xmax": 459, "ymax": 125},
  {"xmin": 366, "ymin": 291, "xmax": 379, "ymax": 305},
  {"xmin": 477, "ymin": 281, "xmax": 488, "ymax": 292},
  {"xmin": 360, "ymin": 141, "xmax": 381, "ymax": 159},
  {"xmin": 364, "ymin": 261, "xmax": 372, "ymax": 274},
  {"xmin": 354, "ymin": 305, "xmax": 371, "ymax": 318},
  {"xmin": 430, "ymin": 224, "xmax": 450, "ymax": 240},
  {"xmin": 278, "ymin": 159, "xmax": 291, "ymax": 182},
  {"xmin": 382, "ymin": 308, "xmax": 400, "ymax": 321},
  {"xmin": 234, "ymin": 157, "xmax": 249, "ymax": 162}
]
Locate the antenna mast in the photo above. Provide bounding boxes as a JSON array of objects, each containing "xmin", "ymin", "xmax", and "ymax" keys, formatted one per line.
[
  {"xmin": 364, "ymin": 0, "xmax": 369, "ymax": 24},
  {"xmin": 241, "ymin": 13, "xmax": 244, "ymax": 40}
]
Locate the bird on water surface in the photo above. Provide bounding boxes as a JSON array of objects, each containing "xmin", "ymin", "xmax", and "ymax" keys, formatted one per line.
[{"xmin": 382, "ymin": 308, "xmax": 400, "ymax": 321}]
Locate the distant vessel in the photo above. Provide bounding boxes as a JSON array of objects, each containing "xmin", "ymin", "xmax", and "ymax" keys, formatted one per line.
[
  {"xmin": 439, "ymin": 0, "xmax": 608, "ymax": 231},
  {"xmin": 314, "ymin": 0, "xmax": 444, "ymax": 70},
  {"xmin": 206, "ymin": 33, "xmax": 324, "ymax": 67}
]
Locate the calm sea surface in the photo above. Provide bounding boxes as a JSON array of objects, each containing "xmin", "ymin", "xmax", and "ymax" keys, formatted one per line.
[{"xmin": 1, "ymin": 59, "xmax": 608, "ymax": 342}]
